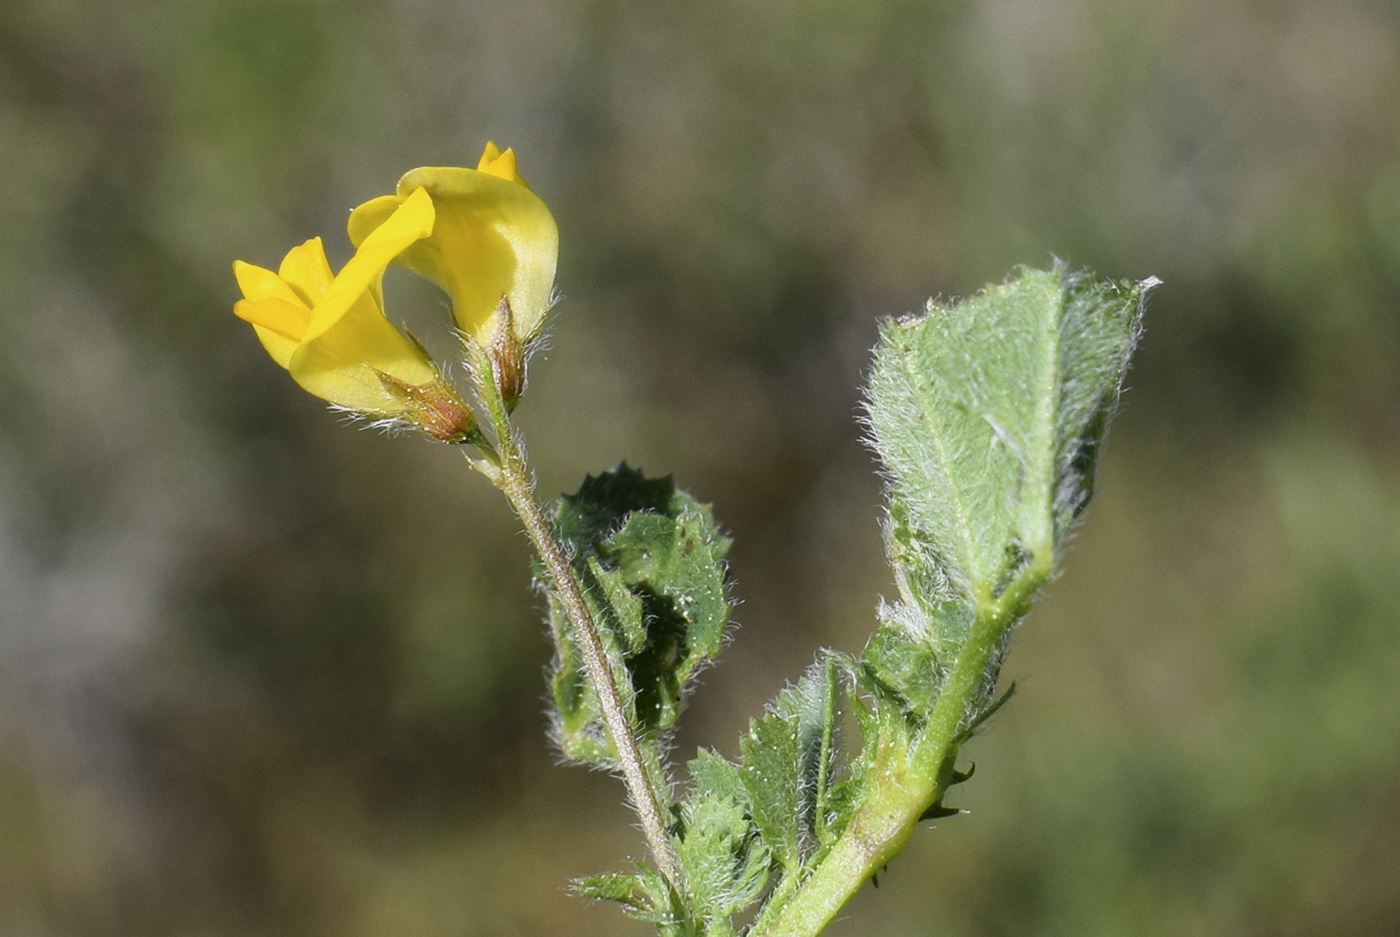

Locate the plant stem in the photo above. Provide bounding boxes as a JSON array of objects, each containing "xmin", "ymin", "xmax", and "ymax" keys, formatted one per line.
[
  {"xmin": 465, "ymin": 343, "xmax": 684, "ymax": 893},
  {"xmin": 749, "ymin": 559, "xmax": 1050, "ymax": 937}
]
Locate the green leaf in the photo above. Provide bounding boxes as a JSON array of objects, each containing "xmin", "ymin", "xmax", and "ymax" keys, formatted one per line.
[
  {"xmin": 740, "ymin": 660, "xmax": 842, "ymax": 872},
  {"xmin": 588, "ymin": 557, "xmax": 647, "ymax": 654},
  {"xmin": 543, "ymin": 464, "xmax": 733, "ymax": 767},
  {"xmin": 575, "ymin": 865, "xmax": 685, "ymax": 929},
  {"xmin": 601, "ymin": 498, "xmax": 731, "ymax": 730},
  {"xmin": 689, "ymin": 748, "xmax": 748, "ymax": 805},
  {"xmin": 652, "ymin": 751, "xmax": 771, "ymax": 927},
  {"xmin": 575, "ymin": 870, "xmax": 650, "ymax": 908},
  {"xmin": 740, "ymin": 712, "xmax": 800, "ymax": 870},
  {"xmin": 738, "ymin": 268, "xmax": 1147, "ymax": 937},
  {"xmin": 547, "ymin": 581, "xmax": 618, "ymax": 767},
  {"xmin": 859, "ymin": 622, "xmax": 944, "ymax": 715},
  {"xmin": 838, "ymin": 661, "xmax": 915, "ymax": 804},
  {"xmin": 677, "ymin": 780, "xmax": 769, "ymax": 921},
  {"xmin": 555, "ymin": 464, "xmax": 675, "ymax": 546},
  {"xmin": 880, "ymin": 498, "xmax": 978, "ymax": 660},
  {"xmin": 865, "ymin": 265, "xmax": 1148, "ymax": 606},
  {"xmin": 1051, "ymin": 272, "xmax": 1152, "ymax": 541},
  {"xmin": 863, "ymin": 266, "xmax": 1148, "ymax": 720}
]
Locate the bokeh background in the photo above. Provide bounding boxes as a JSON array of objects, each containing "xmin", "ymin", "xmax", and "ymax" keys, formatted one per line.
[{"xmin": 3, "ymin": 0, "xmax": 1399, "ymax": 934}]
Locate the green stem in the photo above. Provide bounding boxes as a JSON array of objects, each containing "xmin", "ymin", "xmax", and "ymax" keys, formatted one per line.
[
  {"xmin": 749, "ymin": 557, "xmax": 1050, "ymax": 937},
  {"xmin": 465, "ymin": 343, "xmax": 684, "ymax": 893}
]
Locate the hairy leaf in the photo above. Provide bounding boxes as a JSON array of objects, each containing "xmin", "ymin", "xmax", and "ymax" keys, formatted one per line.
[
  {"xmin": 863, "ymin": 266, "xmax": 1148, "ymax": 718},
  {"xmin": 866, "ymin": 265, "xmax": 1147, "ymax": 602},
  {"xmin": 689, "ymin": 748, "xmax": 748, "ymax": 805},
  {"xmin": 740, "ymin": 660, "xmax": 841, "ymax": 872},
  {"xmin": 543, "ymin": 464, "xmax": 733, "ymax": 767},
  {"xmin": 677, "ymin": 770, "xmax": 769, "ymax": 922},
  {"xmin": 575, "ymin": 864, "xmax": 681, "ymax": 928},
  {"xmin": 860, "ymin": 622, "xmax": 944, "ymax": 715}
]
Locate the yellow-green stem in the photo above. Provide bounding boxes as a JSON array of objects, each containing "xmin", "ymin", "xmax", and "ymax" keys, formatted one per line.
[{"xmin": 749, "ymin": 555, "xmax": 1050, "ymax": 937}]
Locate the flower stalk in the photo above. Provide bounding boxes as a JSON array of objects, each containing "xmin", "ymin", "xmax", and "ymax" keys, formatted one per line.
[{"xmin": 464, "ymin": 339, "xmax": 684, "ymax": 894}]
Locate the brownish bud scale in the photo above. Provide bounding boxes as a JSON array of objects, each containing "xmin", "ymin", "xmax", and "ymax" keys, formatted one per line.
[
  {"xmin": 487, "ymin": 295, "xmax": 528, "ymax": 411},
  {"xmin": 377, "ymin": 372, "xmax": 480, "ymax": 443}
]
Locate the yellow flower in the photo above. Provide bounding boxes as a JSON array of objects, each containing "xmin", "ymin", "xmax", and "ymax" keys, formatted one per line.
[
  {"xmin": 347, "ymin": 142, "xmax": 559, "ymax": 343},
  {"xmin": 233, "ymin": 188, "xmax": 475, "ymax": 440}
]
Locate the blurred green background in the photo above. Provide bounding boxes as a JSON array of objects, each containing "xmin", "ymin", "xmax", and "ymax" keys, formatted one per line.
[{"xmin": 3, "ymin": 0, "xmax": 1399, "ymax": 934}]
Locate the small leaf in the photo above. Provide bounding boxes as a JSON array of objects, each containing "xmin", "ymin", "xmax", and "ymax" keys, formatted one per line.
[
  {"xmin": 600, "ymin": 497, "xmax": 731, "ymax": 731},
  {"xmin": 836, "ymin": 663, "xmax": 916, "ymax": 803},
  {"xmin": 547, "ymin": 586, "xmax": 618, "ymax": 768},
  {"xmin": 860, "ymin": 622, "xmax": 944, "ymax": 715},
  {"xmin": 864, "ymin": 266, "xmax": 1148, "ymax": 724},
  {"xmin": 866, "ymin": 265, "xmax": 1147, "ymax": 602},
  {"xmin": 542, "ymin": 464, "xmax": 733, "ymax": 767},
  {"xmin": 575, "ymin": 871, "xmax": 648, "ymax": 908},
  {"xmin": 740, "ymin": 660, "xmax": 842, "ymax": 871},
  {"xmin": 674, "ymin": 751, "xmax": 770, "ymax": 924},
  {"xmin": 588, "ymin": 557, "xmax": 647, "ymax": 654},
  {"xmin": 678, "ymin": 785, "xmax": 769, "ymax": 920},
  {"xmin": 574, "ymin": 865, "xmax": 682, "ymax": 927},
  {"xmin": 740, "ymin": 713, "xmax": 800, "ymax": 871},
  {"xmin": 689, "ymin": 748, "xmax": 748, "ymax": 805}
]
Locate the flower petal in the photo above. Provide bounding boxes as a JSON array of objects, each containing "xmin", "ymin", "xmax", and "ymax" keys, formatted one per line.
[
  {"xmin": 234, "ymin": 297, "xmax": 311, "ymax": 341},
  {"xmin": 393, "ymin": 167, "xmax": 557, "ymax": 339},
  {"xmin": 347, "ymin": 145, "xmax": 558, "ymax": 342},
  {"xmin": 345, "ymin": 195, "xmax": 401, "ymax": 254},
  {"xmin": 277, "ymin": 237, "xmax": 335, "ymax": 307},
  {"xmin": 233, "ymin": 189, "xmax": 461, "ymax": 422},
  {"xmin": 234, "ymin": 260, "xmax": 303, "ymax": 306},
  {"xmin": 302, "ymin": 186, "xmax": 435, "ymax": 344},
  {"xmin": 250, "ymin": 324, "xmax": 300, "ymax": 370},
  {"xmin": 476, "ymin": 141, "xmax": 525, "ymax": 185},
  {"xmin": 288, "ymin": 291, "xmax": 439, "ymax": 412}
]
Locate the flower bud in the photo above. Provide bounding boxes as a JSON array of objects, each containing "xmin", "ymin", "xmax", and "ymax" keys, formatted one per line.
[
  {"xmin": 377, "ymin": 372, "xmax": 480, "ymax": 443},
  {"xmin": 486, "ymin": 296, "xmax": 527, "ymax": 411}
]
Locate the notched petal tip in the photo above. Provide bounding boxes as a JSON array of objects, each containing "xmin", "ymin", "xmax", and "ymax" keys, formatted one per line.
[
  {"xmin": 477, "ymin": 143, "xmax": 524, "ymax": 185},
  {"xmin": 478, "ymin": 140, "xmax": 504, "ymax": 166},
  {"xmin": 474, "ymin": 139, "xmax": 531, "ymax": 187}
]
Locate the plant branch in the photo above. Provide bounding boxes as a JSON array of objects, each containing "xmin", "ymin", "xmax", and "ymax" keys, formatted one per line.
[{"xmin": 749, "ymin": 556, "xmax": 1050, "ymax": 937}]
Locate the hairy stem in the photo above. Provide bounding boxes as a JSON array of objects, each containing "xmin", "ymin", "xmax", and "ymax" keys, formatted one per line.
[{"xmin": 465, "ymin": 343, "xmax": 684, "ymax": 893}]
